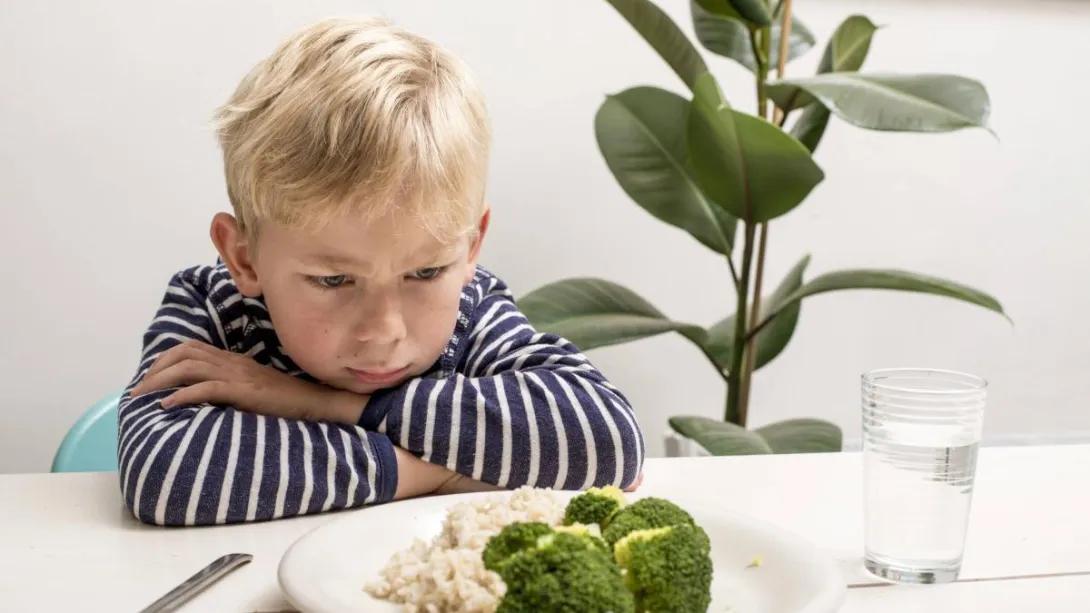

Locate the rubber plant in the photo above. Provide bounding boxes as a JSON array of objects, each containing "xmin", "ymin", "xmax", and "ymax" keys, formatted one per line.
[{"xmin": 516, "ymin": 0, "xmax": 1008, "ymax": 455}]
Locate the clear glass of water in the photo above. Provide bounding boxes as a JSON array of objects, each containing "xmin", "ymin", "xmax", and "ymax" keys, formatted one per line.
[{"xmin": 861, "ymin": 368, "xmax": 987, "ymax": 584}]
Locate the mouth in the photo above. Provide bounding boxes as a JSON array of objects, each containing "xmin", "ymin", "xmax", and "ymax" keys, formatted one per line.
[{"xmin": 346, "ymin": 365, "xmax": 411, "ymax": 386}]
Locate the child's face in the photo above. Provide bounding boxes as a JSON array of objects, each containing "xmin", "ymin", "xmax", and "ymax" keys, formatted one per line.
[{"xmin": 213, "ymin": 208, "xmax": 488, "ymax": 395}]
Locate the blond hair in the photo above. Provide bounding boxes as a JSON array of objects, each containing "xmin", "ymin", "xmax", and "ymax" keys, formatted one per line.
[{"xmin": 213, "ymin": 16, "xmax": 491, "ymax": 242}]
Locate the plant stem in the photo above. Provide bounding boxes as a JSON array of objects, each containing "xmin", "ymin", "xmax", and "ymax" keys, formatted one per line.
[
  {"xmin": 761, "ymin": 16, "xmax": 774, "ymax": 119},
  {"xmin": 738, "ymin": 223, "xmax": 768, "ymax": 426},
  {"xmin": 743, "ymin": 8, "xmax": 794, "ymax": 349},
  {"xmin": 752, "ymin": 32, "xmax": 768, "ymax": 118},
  {"xmin": 738, "ymin": 0, "xmax": 794, "ymax": 426},
  {"xmin": 744, "ymin": 310, "xmax": 778, "ymax": 342},
  {"xmin": 726, "ymin": 254, "xmax": 740, "ymax": 289},
  {"xmin": 741, "ymin": 0, "xmax": 793, "ymax": 355},
  {"xmin": 727, "ymin": 24, "xmax": 773, "ymax": 427},
  {"xmin": 725, "ymin": 222, "xmax": 756, "ymax": 425},
  {"xmin": 772, "ymin": 0, "xmax": 795, "ymax": 125}
]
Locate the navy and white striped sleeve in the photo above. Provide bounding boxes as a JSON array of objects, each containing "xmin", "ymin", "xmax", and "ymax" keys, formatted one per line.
[
  {"xmin": 117, "ymin": 271, "xmax": 398, "ymax": 526},
  {"xmin": 361, "ymin": 284, "xmax": 645, "ymax": 492}
]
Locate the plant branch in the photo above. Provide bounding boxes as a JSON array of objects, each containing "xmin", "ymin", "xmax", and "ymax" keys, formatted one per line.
[
  {"xmin": 726, "ymin": 254, "xmax": 740, "ymax": 289},
  {"xmin": 727, "ymin": 24, "xmax": 771, "ymax": 427},
  {"xmin": 738, "ymin": 0, "xmax": 793, "ymax": 427},
  {"xmin": 772, "ymin": 0, "xmax": 795, "ymax": 125},
  {"xmin": 738, "ymin": 222, "xmax": 769, "ymax": 426},
  {"xmin": 749, "ymin": 28, "xmax": 768, "ymax": 118},
  {"xmin": 725, "ymin": 222, "xmax": 756, "ymax": 425},
  {"xmin": 702, "ymin": 345, "xmax": 731, "ymax": 382},
  {"xmin": 744, "ymin": 309, "xmax": 779, "ymax": 342},
  {"xmin": 683, "ymin": 331, "xmax": 731, "ymax": 383}
]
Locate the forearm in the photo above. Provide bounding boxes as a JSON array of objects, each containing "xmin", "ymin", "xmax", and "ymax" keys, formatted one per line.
[
  {"xmin": 308, "ymin": 389, "xmax": 369, "ymax": 425},
  {"xmin": 392, "ymin": 446, "xmax": 453, "ymax": 499},
  {"xmin": 362, "ymin": 366, "xmax": 645, "ymax": 491},
  {"xmin": 118, "ymin": 389, "xmax": 398, "ymax": 526}
]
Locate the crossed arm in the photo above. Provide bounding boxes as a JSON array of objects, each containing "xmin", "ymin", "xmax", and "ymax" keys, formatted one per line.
[{"xmin": 118, "ymin": 274, "xmax": 644, "ymax": 526}]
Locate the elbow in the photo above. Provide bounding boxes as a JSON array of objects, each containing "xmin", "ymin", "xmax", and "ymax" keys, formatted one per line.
[
  {"xmin": 122, "ymin": 483, "xmax": 213, "ymax": 528},
  {"xmin": 127, "ymin": 502, "xmax": 169, "ymax": 527},
  {"xmin": 118, "ymin": 468, "xmax": 173, "ymax": 527},
  {"xmin": 120, "ymin": 476, "xmax": 174, "ymax": 527},
  {"xmin": 118, "ymin": 452, "xmax": 202, "ymax": 528}
]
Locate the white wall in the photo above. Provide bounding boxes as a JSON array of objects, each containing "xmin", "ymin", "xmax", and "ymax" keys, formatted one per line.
[{"xmin": 2, "ymin": 0, "xmax": 1088, "ymax": 473}]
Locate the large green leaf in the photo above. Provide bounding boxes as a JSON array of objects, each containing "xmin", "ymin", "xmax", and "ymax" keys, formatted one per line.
[
  {"xmin": 688, "ymin": 72, "xmax": 825, "ymax": 223},
  {"xmin": 787, "ymin": 15, "xmax": 879, "ymax": 152},
  {"xmin": 818, "ymin": 15, "xmax": 879, "ymax": 74},
  {"xmin": 768, "ymin": 73, "xmax": 992, "ymax": 133},
  {"xmin": 691, "ymin": 0, "xmax": 815, "ymax": 74},
  {"xmin": 694, "ymin": 0, "xmax": 770, "ymax": 26},
  {"xmin": 669, "ymin": 416, "xmax": 772, "ymax": 454},
  {"xmin": 595, "ymin": 86, "xmax": 737, "ymax": 255},
  {"xmin": 702, "ymin": 255, "xmax": 810, "ymax": 372},
  {"xmin": 756, "ymin": 418, "xmax": 842, "ymax": 453},
  {"xmin": 604, "ymin": 0, "xmax": 708, "ymax": 91},
  {"xmin": 726, "ymin": 0, "xmax": 771, "ymax": 27},
  {"xmin": 670, "ymin": 416, "xmax": 841, "ymax": 455},
  {"xmin": 755, "ymin": 269, "xmax": 1009, "ymax": 332},
  {"xmin": 790, "ymin": 103, "xmax": 831, "ymax": 153},
  {"xmin": 516, "ymin": 277, "xmax": 706, "ymax": 351}
]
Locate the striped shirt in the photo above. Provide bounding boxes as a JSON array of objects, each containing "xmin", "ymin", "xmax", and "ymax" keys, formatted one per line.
[{"xmin": 118, "ymin": 263, "xmax": 645, "ymax": 526}]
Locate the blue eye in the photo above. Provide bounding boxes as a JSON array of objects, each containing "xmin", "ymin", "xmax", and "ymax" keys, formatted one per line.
[
  {"xmin": 312, "ymin": 275, "xmax": 350, "ymax": 288},
  {"xmin": 410, "ymin": 267, "xmax": 445, "ymax": 281}
]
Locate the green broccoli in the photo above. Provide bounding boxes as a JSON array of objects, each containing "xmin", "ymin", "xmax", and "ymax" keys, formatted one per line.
[
  {"xmin": 601, "ymin": 497, "xmax": 696, "ymax": 547},
  {"xmin": 563, "ymin": 485, "xmax": 627, "ymax": 527},
  {"xmin": 554, "ymin": 522, "xmax": 610, "ymax": 553},
  {"xmin": 495, "ymin": 532, "xmax": 635, "ymax": 613},
  {"xmin": 613, "ymin": 524, "xmax": 713, "ymax": 613},
  {"xmin": 482, "ymin": 521, "xmax": 555, "ymax": 573}
]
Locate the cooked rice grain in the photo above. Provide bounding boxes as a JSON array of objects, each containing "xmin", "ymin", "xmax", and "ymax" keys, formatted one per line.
[{"xmin": 365, "ymin": 486, "xmax": 565, "ymax": 612}]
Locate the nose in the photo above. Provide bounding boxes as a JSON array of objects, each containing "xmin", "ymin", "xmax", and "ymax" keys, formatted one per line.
[{"xmin": 351, "ymin": 290, "xmax": 407, "ymax": 345}]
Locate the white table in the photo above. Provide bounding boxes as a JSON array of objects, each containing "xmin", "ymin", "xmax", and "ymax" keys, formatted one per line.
[{"xmin": 2, "ymin": 444, "xmax": 1088, "ymax": 612}]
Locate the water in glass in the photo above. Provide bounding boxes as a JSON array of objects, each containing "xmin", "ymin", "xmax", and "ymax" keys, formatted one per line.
[{"xmin": 861, "ymin": 368, "xmax": 986, "ymax": 584}]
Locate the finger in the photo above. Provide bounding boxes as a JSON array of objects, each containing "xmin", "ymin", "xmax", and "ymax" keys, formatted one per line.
[
  {"xmin": 140, "ymin": 359, "xmax": 224, "ymax": 399},
  {"xmin": 141, "ymin": 342, "xmax": 200, "ymax": 383},
  {"xmin": 163, "ymin": 380, "xmax": 231, "ymax": 408},
  {"xmin": 624, "ymin": 471, "xmax": 644, "ymax": 493},
  {"xmin": 136, "ymin": 342, "xmax": 216, "ymax": 394}
]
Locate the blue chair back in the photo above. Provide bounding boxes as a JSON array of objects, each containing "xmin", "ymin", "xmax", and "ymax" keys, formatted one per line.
[{"xmin": 51, "ymin": 390, "xmax": 122, "ymax": 473}]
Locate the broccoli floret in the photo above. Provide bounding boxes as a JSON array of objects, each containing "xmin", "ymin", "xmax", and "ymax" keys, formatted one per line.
[
  {"xmin": 601, "ymin": 497, "xmax": 696, "ymax": 547},
  {"xmin": 563, "ymin": 485, "xmax": 627, "ymax": 527},
  {"xmin": 495, "ymin": 532, "xmax": 635, "ymax": 613},
  {"xmin": 613, "ymin": 524, "xmax": 713, "ymax": 613},
  {"xmin": 554, "ymin": 522, "xmax": 610, "ymax": 553},
  {"xmin": 482, "ymin": 521, "xmax": 555, "ymax": 573}
]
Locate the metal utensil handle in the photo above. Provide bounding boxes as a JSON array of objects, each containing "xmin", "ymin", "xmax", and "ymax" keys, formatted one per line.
[{"xmin": 138, "ymin": 553, "xmax": 253, "ymax": 613}]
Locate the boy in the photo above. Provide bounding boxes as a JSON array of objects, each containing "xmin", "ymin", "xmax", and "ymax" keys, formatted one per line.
[{"xmin": 118, "ymin": 16, "xmax": 645, "ymax": 526}]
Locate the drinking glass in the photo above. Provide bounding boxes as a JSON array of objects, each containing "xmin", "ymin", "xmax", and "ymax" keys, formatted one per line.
[{"xmin": 861, "ymin": 368, "xmax": 987, "ymax": 584}]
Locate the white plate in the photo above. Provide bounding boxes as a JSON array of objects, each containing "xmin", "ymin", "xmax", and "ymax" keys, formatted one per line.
[{"xmin": 278, "ymin": 490, "xmax": 846, "ymax": 613}]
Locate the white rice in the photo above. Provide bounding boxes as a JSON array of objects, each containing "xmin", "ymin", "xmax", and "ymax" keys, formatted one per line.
[{"xmin": 364, "ymin": 486, "xmax": 566, "ymax": 613}]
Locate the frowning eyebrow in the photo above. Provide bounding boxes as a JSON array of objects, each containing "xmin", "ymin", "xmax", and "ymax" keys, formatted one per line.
[
  {"xmin": 301, "ymin": 253, "xmax": 365, "ymax": 269},
  {"xmin": 300, "ymin": 245, "xmax": 463, "ymax": 272}
]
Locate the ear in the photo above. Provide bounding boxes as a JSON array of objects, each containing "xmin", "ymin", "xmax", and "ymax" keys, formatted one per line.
[
  {"xmin": 210, "ymin": 213, "xmax": 263, "ymax": 297},
  {"xmin": 464, "ymin": 204, "xmax": 491, "ymax": 284}
]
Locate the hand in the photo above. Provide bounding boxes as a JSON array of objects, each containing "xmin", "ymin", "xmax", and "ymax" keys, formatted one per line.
[
  {"xmin": 131, "ymin": 340, "xmax": 368, "ymax": 425},
  {"xmin": 434, "ymin": 472, "xmax": 504, "ymax": 496},
  {"xmin": 624, "ymin": 471, "xmax": 644, "ymax": 493},
  {"xmin": 392, "ymin": 447, "xmax": 502, "ymax": 500}
]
